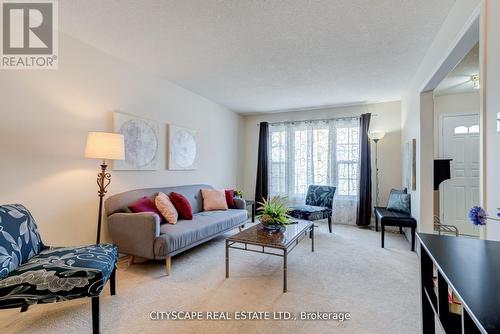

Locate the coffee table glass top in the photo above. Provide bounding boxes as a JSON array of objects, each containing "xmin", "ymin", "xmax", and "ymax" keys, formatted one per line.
[{"xmin": 227, "ymin": 220, "xmax": 312, "ymax": 249}]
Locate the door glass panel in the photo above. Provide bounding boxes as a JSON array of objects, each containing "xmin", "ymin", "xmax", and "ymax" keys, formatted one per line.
[
  {"xmin": 454, "ymin": 126, "xmax": 468, "ymax": 135},
  {"xmin": 468, "ymin": 125, "xmax": 479, "ymax": 134}
]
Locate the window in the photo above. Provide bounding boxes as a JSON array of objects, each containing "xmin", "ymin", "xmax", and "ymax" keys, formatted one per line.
[
  {"xmin": 269, "ymin": 118, "xmax": 360, "ymax": 200},
  {"xmin": 453, "ymin": 125, "xmax": 480, "ymax": 135},
  {"xmin": 336, "ymin": 126, "xmax": 359, "ymax": 196},
  {"xmin": 454, "ymin": 126, "xmax": 468, "ymax": 134},
  {"xmin": 270, "ymin": 129, "xmax": 287, "ymax": 195},
  {"xmin": 468, "ymin": 125, "xmax": 479, "ymax": 134}
]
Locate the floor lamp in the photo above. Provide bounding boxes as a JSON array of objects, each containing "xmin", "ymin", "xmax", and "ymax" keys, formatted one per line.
[
  {"xmin": 369, "ymin": 131, "xmax": 385, "ymax": 206},
  {"xmin": 85, "ymin": 132, "xmax": 125, "ymax": 244}
]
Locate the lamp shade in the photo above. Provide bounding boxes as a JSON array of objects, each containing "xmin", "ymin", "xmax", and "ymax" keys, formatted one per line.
[
  {"xmin": 85, "ymin": 132, "xmax": 125, "ymax": 160},
  {"xmin": 369, "ymin": 131, "xmax": 385, "ymax": 141}
]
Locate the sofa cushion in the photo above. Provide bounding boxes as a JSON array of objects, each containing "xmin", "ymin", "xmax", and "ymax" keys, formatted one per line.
[
  {"xmin": 105, "ymin": 184, "xmax": 212, "ymax": 216},
  {"xmin": 387, "ymin": 192, "xmax": 411, "ymax": 214},
  {"xmin": 170, "ymin": 192, "xmax": 193, "ymax": 220},
  {"xmin": 156, "ymin": 209, "xmax": 247, "ymax": 255},
  {"xmin": 128, "ymin": 196, "xmax": 164, "ymax": 222},
  {"xmin": 155, "ymin": 192, "xmax": 178, "ymax": 224},
  {"xmin": 389, "ymin": 188, "xmax": 407, "ymax": 195},
  {"xmin": 0, "ymin": 244, "xmax": 117, "ymax": 309},
  {"xmin": 225, "ymin": 189, "xmax": 235, "ymax": 209},
  {"xmin": 0, "ymin": 204, "xmax": 44, "ymax": 279},
  {"xmin": 202, "ymin": 189, "xmax": 228, "ymax": 211}
]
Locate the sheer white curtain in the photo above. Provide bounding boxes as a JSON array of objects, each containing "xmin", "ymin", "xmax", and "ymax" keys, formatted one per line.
[{"xmin": 269, "ymin": 117, "xmax": 360, "ymax": 223}]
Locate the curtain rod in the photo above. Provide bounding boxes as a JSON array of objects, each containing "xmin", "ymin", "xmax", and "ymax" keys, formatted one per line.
[{"xmin": 256, "ymin": 114, "xmax": 378, "ymax": 126}]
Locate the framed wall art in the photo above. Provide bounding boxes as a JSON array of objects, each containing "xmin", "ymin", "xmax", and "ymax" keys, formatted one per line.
[
  {"xmin": 168, "ymin": 124, "xmax": 198, "ymax": 170},
  {"xmin": 113, "ymin": 112, "xmax": 159, "ymax": 170}
]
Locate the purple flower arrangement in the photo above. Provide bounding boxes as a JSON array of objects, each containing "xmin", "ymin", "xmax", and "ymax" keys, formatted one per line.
[
  {"xmin": 468, "ymin": 206, "xmax": 487, "ymax": 226},
  {"xmin": 467, "ymin": 206, "xmax": 500, "ymax": 226}
]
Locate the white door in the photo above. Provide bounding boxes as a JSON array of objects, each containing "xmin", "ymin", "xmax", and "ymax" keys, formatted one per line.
[{"xmin": 441, "ymin": 114, "xmax": 480, "ymax": 237}]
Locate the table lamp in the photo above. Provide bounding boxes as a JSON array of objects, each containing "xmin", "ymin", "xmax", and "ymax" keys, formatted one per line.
[{"xmin": 85, "ymin": 132, "xmax": 125, "ymax": 243}]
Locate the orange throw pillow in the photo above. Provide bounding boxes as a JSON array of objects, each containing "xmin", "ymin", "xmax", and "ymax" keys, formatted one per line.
[
  {"xmin": 201, "ymin": 189, "xmax": 229, "ymax": 211},
  {"xmin": 155, "ymin": 192, "xmax": 178, "ymax": 224}
]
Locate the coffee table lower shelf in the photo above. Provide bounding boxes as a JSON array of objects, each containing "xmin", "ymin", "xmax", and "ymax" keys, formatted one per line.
[{"xmin": 225, "ymin": 221, "xmax": 314, "ymax": 293}]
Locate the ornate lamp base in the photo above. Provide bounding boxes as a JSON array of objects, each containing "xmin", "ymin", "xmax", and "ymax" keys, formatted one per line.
[{"xmin": 95, "ymin": 161, "xmax": 111, "ymax": 244}]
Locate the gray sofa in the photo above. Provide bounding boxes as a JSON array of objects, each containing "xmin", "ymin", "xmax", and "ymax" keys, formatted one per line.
[{"xmin": 105, "ymin": 184, "xmax": 247, "ymax": 275}]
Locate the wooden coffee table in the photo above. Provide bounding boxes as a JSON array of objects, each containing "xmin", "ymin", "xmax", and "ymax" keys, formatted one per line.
[{"xmin": 225, "ymin": 220, "xmax": 314, "ymax": 292}]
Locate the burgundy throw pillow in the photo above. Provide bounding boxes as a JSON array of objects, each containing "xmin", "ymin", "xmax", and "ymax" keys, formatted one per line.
[
  {"xmin": 169, "ymin": 192, "xmax": 193, "ymax": 220},
  {"xmin": 225, "ymin": 189, "xmax": 235, "ymax": 209},
  {"xmin": 128, "ymin": 196, "xmax": 164, "ymax": 222}
]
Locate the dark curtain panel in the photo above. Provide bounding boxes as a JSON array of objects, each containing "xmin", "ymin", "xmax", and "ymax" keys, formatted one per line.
[
  {"xmin": 255, "ymin": 122, "xmax": 270, "ymax": 206},
  {"xmin": 356, "ymin": 113, "xmax": 372, "ymax": 226}
]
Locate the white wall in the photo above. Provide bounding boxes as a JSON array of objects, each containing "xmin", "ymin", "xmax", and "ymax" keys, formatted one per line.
[
  {"xmin": 433, "ymin": 92, "xmax": 480, "ymax": 157},
  {"xmin": 0, "ymin": 34, "xmax": 243, "ymax": 246},
  {"xmin": 401, "ymin": 0, "xmax": 482, "ymax": 233},
  {"xmin": 483, "ymin": 0, "xmax": 500, "ymax": 240},
  {"xmin": 240, "ymin": 101, "xmax": 402, "ymax": 213}
]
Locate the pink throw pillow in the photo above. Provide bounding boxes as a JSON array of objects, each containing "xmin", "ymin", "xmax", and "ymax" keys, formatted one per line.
[
  {"xmin": 155, "ymin": 192, "xmax": 178, "ymax": 224},
  {"xmin": 202, "ymin": 189, "xmax": 229, "ymax": 211}
]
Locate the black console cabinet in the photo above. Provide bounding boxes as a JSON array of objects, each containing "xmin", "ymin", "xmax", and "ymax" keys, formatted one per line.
[{"xmin": 418, "ymin": 233, "xmax": 500, "ymax": 334}]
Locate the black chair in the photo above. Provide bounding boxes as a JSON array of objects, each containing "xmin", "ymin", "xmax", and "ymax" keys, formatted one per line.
[
  {"xmin": 374, "ymin": 207, "xmax": 416, "ymax": 251},
  {"xmin": 0, "ymin": 204, "xmax": 118, "ymax": 334},
  {"xmin": 288, "ymin": 185, "xmax": 336, "ymax": 233}
]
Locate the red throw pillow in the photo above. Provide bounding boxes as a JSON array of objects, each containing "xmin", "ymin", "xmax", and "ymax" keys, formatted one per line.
[
  {"xmin": 169, "ymin": 192, "xmax": 193, "ymax": 220},
  {"xmin": 128, "ymin": 196, "xmax": 164, "ymax": 222},
  {"xmin": 225, "ymin": 189, "xmax": 235, "ymax": 209}
]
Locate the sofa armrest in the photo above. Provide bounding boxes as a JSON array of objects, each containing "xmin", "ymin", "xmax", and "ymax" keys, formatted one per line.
[
  {"xmin": 107, "ymin": 212, "xmax": 161, "ymax": 259},
  {"xmin": 233, "ymin": 198, "xmax": 246, "ymax": 210}
]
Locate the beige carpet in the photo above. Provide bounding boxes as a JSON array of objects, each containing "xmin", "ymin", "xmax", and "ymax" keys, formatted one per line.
[{"xmin": 0, "ymin": 223, "xmax": 420, "ymax": 334}]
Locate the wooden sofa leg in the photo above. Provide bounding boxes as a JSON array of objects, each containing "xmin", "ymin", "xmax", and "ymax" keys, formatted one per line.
[
  {"xmin": 165, "ymin": 257, "xmax": 171, "ymax": 276},
  {"xmin": 92, "ymin": 296, "xmax": 100, "ymax": 334},
  {"xmin": 239, "ymin": 224, "xmax": 245, "ymax": 232},
  {"xmin": 110, "ymin": 267, "xmax": 116, "ymax": 296},
  {"xmin": 20, "ymin": 305, "xmax": 29, "ymax": 312},
  {"xmin": 128, "ymin": 255, "xmax": 135, "ymax": 266},
  {"xmin": 328, "ymin": 217, "xmax": 332, "ymax": 233}
]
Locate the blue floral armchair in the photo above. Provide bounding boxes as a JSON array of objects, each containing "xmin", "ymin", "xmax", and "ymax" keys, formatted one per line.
[
  {"xmin": 288, "ymin": 185, "xmax": 336, "ymax": 233},
  {"xmin": 0, "ymin": 204, "xmax": 118, "ymax": 333}
]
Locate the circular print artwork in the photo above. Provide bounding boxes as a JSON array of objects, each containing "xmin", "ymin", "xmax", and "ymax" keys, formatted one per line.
[
  {"xmin": 119, "ymin": 120, "xmax": 158, "ymax": 168},
  {"xmin": 172, "ymin": 129, "xmax": 197, "ymax": 168}
]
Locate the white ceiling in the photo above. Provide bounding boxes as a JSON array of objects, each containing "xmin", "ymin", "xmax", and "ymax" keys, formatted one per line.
[
  {"xmin": 60, "ymin": 0, "xmax": 456, "ymax": 113},
  {"xmin": 434, "ymin": 43, "xmax": 479, "ymax": 96}
]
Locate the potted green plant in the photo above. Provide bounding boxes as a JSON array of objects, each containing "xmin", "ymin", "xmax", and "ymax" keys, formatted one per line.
[{"xmin": 257, "ymin": 196, "xmax": 291, "ymax": 231}]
